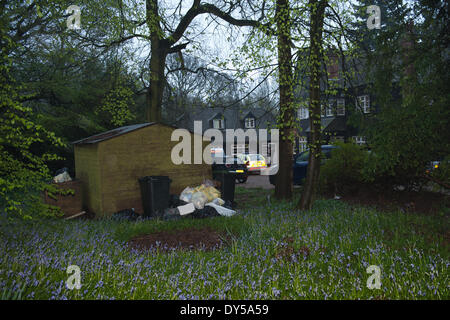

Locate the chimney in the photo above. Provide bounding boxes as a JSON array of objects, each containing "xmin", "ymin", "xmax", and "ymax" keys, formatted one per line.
[{"xmin": 327, "ymin": 48, "xmax": 339, "ymax": 80}]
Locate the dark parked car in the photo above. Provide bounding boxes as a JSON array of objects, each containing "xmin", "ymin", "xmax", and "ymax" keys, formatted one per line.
[
  {"xmin": 212, "ymin": 155, "xmax": 249, "ymax": 184},
  {"xmin": 269, "ymin": 145, "xmax": 337, "ymax": 185}
]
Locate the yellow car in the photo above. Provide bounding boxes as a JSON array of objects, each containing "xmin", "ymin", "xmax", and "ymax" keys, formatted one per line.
[{"xmin": 237, "ymin": 154, "xmax": 267, "ymax": 174}]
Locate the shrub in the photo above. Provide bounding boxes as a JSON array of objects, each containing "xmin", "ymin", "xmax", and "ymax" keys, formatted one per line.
[
  {"xmin": 361, "ymin": 148, "xmax": 434, "ymax": 192},
  {"xmin": 319, "ymin": 142, "xmax": 368, "ymax": 195}
]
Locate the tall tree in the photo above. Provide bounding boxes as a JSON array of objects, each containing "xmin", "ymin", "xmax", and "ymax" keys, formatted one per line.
[
  {"xmin": 297, "ymin": 0, "xmax": 327, "ymax": 210},
  {"xmin": 143, "ymin": 0, "xmax": 270, "ymax": 122},
  {"xmin": 274, "ymin": 0, "xmax": 295, "ymax": 200}
]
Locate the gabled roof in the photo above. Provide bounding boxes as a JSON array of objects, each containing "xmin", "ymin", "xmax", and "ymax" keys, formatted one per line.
[
  {"xmin": 72, "ymin": 123, "xmax": 156, "ymax": 145},
  {"xmin": 325, "ymin": 117, "xmax": 347, "ymax": 132},
  {"xmin": 175, "ymin": 106, "xmax": 276, "ymax": 133},
  {"xmin": 242, "ymin": 111, "xmax": 256, "ymax": 119},
  {"xmin": 208, "ymin": 112, "xmax": 225, "ymax": 121},
  {"xmin": 302, "ymin": 116, "xmax": 347, "ymax": 133}
]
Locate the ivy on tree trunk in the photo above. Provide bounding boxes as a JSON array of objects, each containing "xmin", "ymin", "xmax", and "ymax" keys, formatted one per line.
[
  {"xmin": 297, "ymin": 0, "xmax": 327, "ymax": 210},
  {"xmin": 274, "ymin": 0, "xmax": 295, "ymax": 200}
]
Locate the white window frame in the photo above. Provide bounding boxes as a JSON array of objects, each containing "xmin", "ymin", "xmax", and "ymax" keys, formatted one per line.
[
  {"xmin": 357, "ymin": 95, "xmax": 370, "ymax": 113},
  {"xmin": 337, "ymin": 98, "xmax": 345, "ymax": 116},
  {"xmin": 353, "ymin": 136, "xmax": 366, "ymax": 146},
  {"xmin": 299, "ymin": 136, "xmax": 307, "ymax": 152},
  {"xmin": 326, "ymin": 101, "xmax": 334, "ymax": 117},
  {"xmin": 213, "ymin": 119, "xmax": 225, "ymax": 129},
  {"xmin": 299, "ymin": 108, "xmax": 309, "ymax": 120},
  {"xmin": 245, "ymin": 117, "xmax": 255, "ymax": 129}
]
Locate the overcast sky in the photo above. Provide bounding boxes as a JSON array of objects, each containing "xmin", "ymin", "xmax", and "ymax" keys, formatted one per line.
[{"xmin": 123, "ymin": 0, "xmax": 418, "ymax": 105}]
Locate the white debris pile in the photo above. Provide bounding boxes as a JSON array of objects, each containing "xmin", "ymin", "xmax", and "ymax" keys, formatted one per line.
[
  {"xmin": 177, "ymin": 202, "xmax": 196, "ymax": 216},
  {"xmin": 177, "ymin": 182, "xmax": 234, "ymax": 217},
  {"xmin": 205, "ymin": 202, "xmax": 235, "ymax": 217},
  {"xmin": 53, "ymin": 168, "xmax": 72, "ymax": 183}
]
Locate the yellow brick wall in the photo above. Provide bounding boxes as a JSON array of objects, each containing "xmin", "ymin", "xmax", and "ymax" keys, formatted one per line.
[{"xmin": 74, "ymin": 144, "xmax": 102, "ymax": 215}]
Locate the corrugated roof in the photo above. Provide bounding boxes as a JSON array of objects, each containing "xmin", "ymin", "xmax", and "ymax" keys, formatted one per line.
[{"xmin": 72, "ymin": 123, "xmax": 156, "ymax": 145}]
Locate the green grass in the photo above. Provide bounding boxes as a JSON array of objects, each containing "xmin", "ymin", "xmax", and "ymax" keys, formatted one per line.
[
  {"xmin": 113, "ymin": 213, "xmax": 249, "ymax": 242},
  {"xmin": 0, "ymin": 188, "xmax": 449, "ymax": 300}
]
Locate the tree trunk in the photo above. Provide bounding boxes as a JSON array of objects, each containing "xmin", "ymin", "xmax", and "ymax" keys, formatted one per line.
[
  {"xmin": 146, "ymin": 0, "xmax": 167, "ymax": 123},
  {"xmin": 147, "ymin": 43, "xmax": 167, "ymax": 122},
  {"xmin": 297, "ymin": 0, "xmax": 327, "ymax": 210},
  {"xmin": 274, "ymin": 0, "xmax": 295, "ymax": 200}
]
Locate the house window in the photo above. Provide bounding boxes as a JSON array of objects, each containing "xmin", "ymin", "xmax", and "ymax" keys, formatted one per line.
[
  {"xmin": 326, "ymin": 101, "xmax": 334, "ymax": 117},
  {"xmin": 299, "ymin": 136, "xmax": 307, "ymax": 152},
  {"xmin": 299, "ymin": 108, "xmax": 309, "ymax": 120},
  {"xmin": 245, "ymin": 118, "xmax": 255, "ymax": 129},
  {"xmin": 321, "ymin": 104, "xmax": 326, "ymax": 117},
  {"xmin": 337, "ymin": 98, "xmax": 345, "ymax": 116},
  {"xmin": 213, "ymin": 119, "xmax": 225, "ymax": 129},
  {"xmin": 353, "ymin": 136, "xmax": 366, "ymax": 146},
  {"xmin": 357, "ymin": 95, "xmax": 370, "ymax": 113}
]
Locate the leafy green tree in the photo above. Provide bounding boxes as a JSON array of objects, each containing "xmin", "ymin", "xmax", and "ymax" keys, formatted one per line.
[
  {"xmin": 355, "ymin": 0, "xmax": 450, "ymax": 189},
  {"xmin": 0, "ymin": 34, "xmax": 65, "ymax": 219},
  {"xmin": 96, "ymin": 84, "xmax": 136, "ymax": 127}
]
